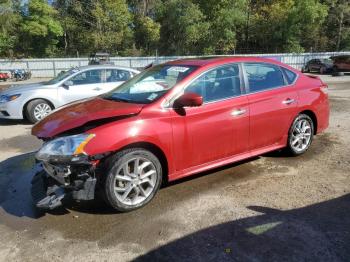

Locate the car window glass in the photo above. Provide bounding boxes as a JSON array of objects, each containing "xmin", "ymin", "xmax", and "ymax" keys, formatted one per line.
[
  {"xmin": 184, "ymin": 64, "xmax": 241, "ymax": 103},
  {"xmin": 106, "ymin": 69, "xmax": 132, "ymax": 82},
  {"xmin": 281, "ymin": 67, "xmax": 297, "ymax": 84},
  {"xmin": 70, "ymin": 69, "xmax": 102, "ymax": 85},
  {"xmin": 104, "ymin": 65, "xmax": 198, "ymax": 104},
  {"xmin": 244, "ymin": 63, "xmax": 285, "ymax": 92}
]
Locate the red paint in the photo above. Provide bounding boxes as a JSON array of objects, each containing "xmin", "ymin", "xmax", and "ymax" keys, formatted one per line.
[{"xmin": 32, "ymin": 57, "xmax": 329, "ymax": 182}]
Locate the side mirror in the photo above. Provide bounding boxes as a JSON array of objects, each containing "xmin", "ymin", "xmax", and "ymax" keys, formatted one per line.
[
  {"xmin": 173, "ymin": 92, "xmax": 203, "ymax": 108},
  {"xmin": 62, "ymin": 80, "xmax": 73, "ymax": 89}
]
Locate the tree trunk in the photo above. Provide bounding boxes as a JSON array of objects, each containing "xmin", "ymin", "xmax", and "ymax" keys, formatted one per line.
[{"xmin": 336, "ymin": 9, "xmax": 344, "ymax": 51}]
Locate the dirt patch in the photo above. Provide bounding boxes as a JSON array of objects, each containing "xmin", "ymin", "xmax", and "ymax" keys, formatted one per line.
[{"xmin": 0, "ymin": 135, "xmax": 41, "ymax": 152}]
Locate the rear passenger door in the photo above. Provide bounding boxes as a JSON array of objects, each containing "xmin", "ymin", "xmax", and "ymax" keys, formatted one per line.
[{"xmin": 243, "ymin": 63, "xmax": 299, "ymax": 151}]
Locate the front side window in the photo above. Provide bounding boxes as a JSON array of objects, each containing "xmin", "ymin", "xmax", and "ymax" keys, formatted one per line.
[
  {"xmin": 69, "ymin": 69, "xmax": 103, "ymax": 85},
  {"xmin": 244, "ymin": 63, "xmax": 285, "ymax": 93},
  {"xmin": 106, "ymin": 69, "xmax": 132, "ymax": 82},
  {"xmin": 45, "ymin": 68, "xmax": 80, "ymax": 85},
  {"xmin": 103, "ymin": 65, "xmax": 198, "ymax": 104},
  {"xmin": 184, "ymin": 64, "xmax": 242, "ymax": 103}
]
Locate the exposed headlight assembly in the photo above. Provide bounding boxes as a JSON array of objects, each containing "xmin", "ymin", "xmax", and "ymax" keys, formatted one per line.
[
  {"xmin": 36, "ymin": 134, "xmax": 95, "ymax": 163},
  {"xmin": 0, "ymin": 94, "xmax": 21, "ymax": 103}
]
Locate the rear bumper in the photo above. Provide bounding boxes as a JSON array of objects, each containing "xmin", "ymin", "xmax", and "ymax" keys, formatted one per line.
[{"xmin": 31, "ymin": 163, "xmax": 97, "ymax": 210}]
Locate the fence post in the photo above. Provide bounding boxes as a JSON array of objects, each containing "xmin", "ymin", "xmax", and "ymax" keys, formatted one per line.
[
  {"xmin": 129, "ymin": 58, "xmax": 132, "ymax": 68},
  {"xmin": 53, "ymin": 60, "xmax": 57, "ymax": 77}
]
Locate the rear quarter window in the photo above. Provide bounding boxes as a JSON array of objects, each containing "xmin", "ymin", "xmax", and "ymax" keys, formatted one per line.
[{"xmin": 281, "ymin": 67, "xmax": 297, "ymax": 84}]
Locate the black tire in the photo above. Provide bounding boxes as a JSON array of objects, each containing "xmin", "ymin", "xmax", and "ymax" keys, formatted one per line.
[
  {"xmin": 319, "ymin": 66, "xmax": 326, "ymax": 74},
  {"xmin": 332, "ymin": 66, "xmax": 342, "ymax": 76},
  {"xmin": 104, "ymin": 148, "xmax": 162, "ymax": 212},
  {"xmin": 25, "ymin": 99, "xmax": 53, "ymax": 124},
  {"xmin": 286, "ymin": 114, "xmax": 314, "ymax": 156}
]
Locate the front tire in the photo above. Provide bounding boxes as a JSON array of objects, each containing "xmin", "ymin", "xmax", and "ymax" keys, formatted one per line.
[
  {"xmin": 286, "ymin": 114, "xmax": 314, "ymax": 156},
  {"xmin": 25, "ymin": 99, "xmax": 53, "ymax": 124},
  {"xmin": 104, "ymin": 148, "xmax": 162, "ymax": 212}
]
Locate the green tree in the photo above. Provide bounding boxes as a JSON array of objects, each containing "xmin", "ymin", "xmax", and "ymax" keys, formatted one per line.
[
  {"xmin": 157, "ymin": 0, "xmax": 210, "ymax": 55},
  {"xmin": 0, "ymin": 0, "xmax": 21, "ymax": 58},
  {"xmin": 196, "ymin": 0, "xmax": 247, "ymax": 54},
  {"xmin": 55, "ymin": 0, "xmax": 132, "ymax": 56},
  {"xmin": 323, "ymin": 0, "xmax": 350, "ymax": 51},
  {"xmin": 21, "ymin": 0, "xmax": 63, "ymax": 57},
  {"xmin": 247, "ymin": 0, "xmax": 327, "ymax": 53},
  {"xmin": 89, "ymin": 0, "xmax": 132, "ymax": 54},
  {"xmin": 134, "ymin": 15, "xmax": 160, "ymax": 55}
]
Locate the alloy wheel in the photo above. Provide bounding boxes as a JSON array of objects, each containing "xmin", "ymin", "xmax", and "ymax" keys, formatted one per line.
[
  {"xmin": 290, "ymin": 119, "xmax": 312, "ymax": 152},
  {"xmin": 113, "ymin": 157, "xmax": 157, "ymax": 206},
  {"xmin": 33, "ymin": 103, "xmax": 52, "ymax": 121}
]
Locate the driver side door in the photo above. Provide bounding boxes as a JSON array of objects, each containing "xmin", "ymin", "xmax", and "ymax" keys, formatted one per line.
[
  {"xmin": 58, "ymin": 69, "xmax": 104, "ymax": 105},
  {"xmin": 170, "ymin": 64, "xmax": 250, "ymax": 172}
]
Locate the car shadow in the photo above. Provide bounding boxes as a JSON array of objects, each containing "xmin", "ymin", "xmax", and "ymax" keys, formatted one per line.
[
  {"xmin": 0, "ymin": 150, "xmax": 261, "ymax": 218},
  {"xmin": 0, "ymin": 119, "xmax": 31, "ymax": 126},
  {"xmin": 134, "ymin": 194, "xmax": 350, "ymax": 261},
  {"xmin": 0, "ymin": 153, "xmax": 45, "ymax": 218}
]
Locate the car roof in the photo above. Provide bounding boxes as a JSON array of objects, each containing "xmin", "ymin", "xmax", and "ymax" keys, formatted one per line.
[
  {"xmin": 165, "ymin": 56, "xmax": 290, "ymax": 69},
  {"xmin": 77, "ymin": 65, "xmax": 140, "ymax": 73}
]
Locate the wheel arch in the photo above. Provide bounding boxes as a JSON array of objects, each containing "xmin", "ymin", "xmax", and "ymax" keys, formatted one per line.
[
  {"xmin": 115, "ymin": 141, "xmax": 169, "ymax": 184},
  {"xmin": 298, "ymin": 109, "xmax": 318, "ymax": 134},
  {"xmin": 22, "ymin": 98, "xmax": 55, "ymax": 119}
]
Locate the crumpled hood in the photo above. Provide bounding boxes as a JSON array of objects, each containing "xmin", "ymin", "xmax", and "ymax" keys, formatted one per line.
[{"xmin": 32, "ymin": 97, "xmax": 144, "ymax": 138}]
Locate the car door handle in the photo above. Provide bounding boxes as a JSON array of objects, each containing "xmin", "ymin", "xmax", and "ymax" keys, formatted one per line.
[
  {"xmin": 231, "ymin": 109, "xmax": 246, "ymax": 116},
  {"xmin": 93, "ymin": 87, "xmax": 102, "ymax": 91},
  {"xmin": 282, "ymin": 98, "xmax": 295, "ymax": 105}
]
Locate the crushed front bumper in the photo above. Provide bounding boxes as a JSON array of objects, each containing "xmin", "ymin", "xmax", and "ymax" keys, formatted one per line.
[{"xmin": 31, "ymin": 163, "xmax": 97, "ymax": 210}]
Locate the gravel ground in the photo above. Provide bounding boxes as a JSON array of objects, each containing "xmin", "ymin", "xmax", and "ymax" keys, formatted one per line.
[{"xmin": 0, "ymin": 75, "xmax": 349, "ymax": 261}]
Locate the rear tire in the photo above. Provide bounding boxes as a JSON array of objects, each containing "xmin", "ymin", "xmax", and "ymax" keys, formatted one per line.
[
  {"xmin": 286, "ymin": 114, "xmax": 314, "ymax": 156},
  {"xmin": 104, "ymin": 148, "xmax": 162, "ymax": 212},
  {"xmin": 25, "ymin": 99, "xmax": 53, "ymax": 124},
  {"xmin": 319, "ymin": 66, "xmax": 326, "ymax": 74}
]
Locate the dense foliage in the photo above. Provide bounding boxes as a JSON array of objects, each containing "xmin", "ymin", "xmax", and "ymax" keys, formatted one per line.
[{"xmin": 0, "ymin": 0, "xmax": 349, "ymax": 58}]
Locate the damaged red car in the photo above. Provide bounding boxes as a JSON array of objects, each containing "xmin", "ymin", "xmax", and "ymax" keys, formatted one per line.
[{"xmin": 31, "ymin": 57, "xmax": 329, "ymax": 212}]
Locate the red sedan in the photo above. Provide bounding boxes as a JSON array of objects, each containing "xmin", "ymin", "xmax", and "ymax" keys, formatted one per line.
[{"xmin": 31, "ymin": 57, "xmax": 329, "ymax": 211}]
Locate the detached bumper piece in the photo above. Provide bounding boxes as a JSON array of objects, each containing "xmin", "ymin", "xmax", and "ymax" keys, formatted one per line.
[{"xmin": 31, "ymin": 164, "xmax": 97, "ymax": 210}]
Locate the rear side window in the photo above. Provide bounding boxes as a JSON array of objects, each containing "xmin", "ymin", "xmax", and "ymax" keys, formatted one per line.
[
  {"xmin": 281, "ymin": 67, "xmax": 297, "ymax": 84},
  {"xmin": 244, "ymin": 63, "xmax": 285, "ymax": 93},
  {"xmin": 106, "ymin": 69, "xmax": 131, "ymax": 82}
]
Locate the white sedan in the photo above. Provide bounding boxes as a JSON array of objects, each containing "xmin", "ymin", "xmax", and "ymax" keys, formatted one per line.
[{"xmin": 0, "ymin": 65, "xmax": 140, "ymax": 123}]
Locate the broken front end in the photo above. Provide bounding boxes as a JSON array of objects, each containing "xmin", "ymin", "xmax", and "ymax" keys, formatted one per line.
[{"xmin": 31, "ymin": 134, "xmax": 101, "ymax": 210}]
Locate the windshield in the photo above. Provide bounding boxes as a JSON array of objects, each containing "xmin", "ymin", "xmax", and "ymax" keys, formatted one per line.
[
  {"xmin": 103, "ymin": 64, "xmax": 198, "ymax": 104},
  {"xmin": 45, "ymin": 68, "xmax": 80, "ymax": 85}
]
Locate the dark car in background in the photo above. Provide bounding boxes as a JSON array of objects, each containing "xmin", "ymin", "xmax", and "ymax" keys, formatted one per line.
[
  {"xmin": 331, "ymin": 55, "xmax": 350, "ymax": 74},
  {"xmin": 302, "ymin": 58, "xmax": 333, "ymax": 74}
]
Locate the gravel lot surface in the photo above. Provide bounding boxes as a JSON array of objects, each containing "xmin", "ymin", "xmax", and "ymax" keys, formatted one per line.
[{"xmin": 0, "ymin": 75, "xmax": 349, "ymax": 261}]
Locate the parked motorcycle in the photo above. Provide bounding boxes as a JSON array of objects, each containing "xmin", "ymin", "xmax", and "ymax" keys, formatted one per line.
[{"xmin": 11, "ymin": 69, "xmax": 32, "ymax": 81}]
